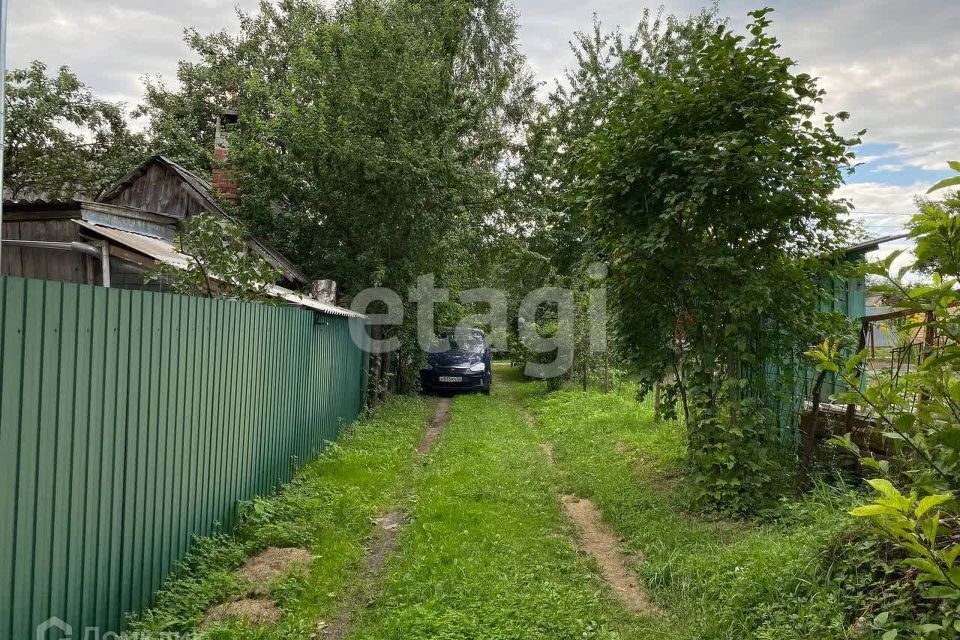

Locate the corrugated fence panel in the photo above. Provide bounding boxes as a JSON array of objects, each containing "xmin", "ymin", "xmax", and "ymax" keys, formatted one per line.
[{"xmin": 0, "ymin": 276, "xmax": 368, "ymax": 639}]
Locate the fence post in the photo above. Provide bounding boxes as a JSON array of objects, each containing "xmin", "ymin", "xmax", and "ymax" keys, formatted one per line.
[
  {"xmin": 800, "ymin": 369, "xmax": 828, "ymax": 486},
  {"xmin": 653, "ymin": 380, "xmax": 661, "ymax": 424},
  {"xmin": 843, "ymin": 318, "xmax": 869, "ymax": 433}
]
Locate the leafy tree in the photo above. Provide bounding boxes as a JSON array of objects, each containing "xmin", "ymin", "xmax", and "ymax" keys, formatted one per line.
[
  {"xmin": 573, "ymin": 9, "xmax": 860, "ymax": 511},
  {"xmin": 135, "ymin": 75, "xmax": 220, "ymax": 178},
  {"xmin": 928, "ymin": 161, "xmax": 960, "ymax": 194},
  {"xmin": 139, "ymin": 0, "xmax": 535, "ymax": 390},
  {"xmin": 147, "ymin": 213, "xmax": 281, "ymax": 301},
  {"xmin": 908, "ymin": 188, "xmax": 960, "ymax": 276},
  {"xmin": 499, "ymin": 10, "xmax": 721, "ymax": 382},
  {"xmin": 4, "ymin": 61, "xmax": 147, "ymax": 199},
  {"xmin": 515, "ymin": 9, "xmax": 719, "ymax": 277}
]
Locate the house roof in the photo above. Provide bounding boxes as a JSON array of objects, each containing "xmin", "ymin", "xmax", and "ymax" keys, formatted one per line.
[
  {"xmin": 3, "ymin": 198, "xmax": 83, "ymax": 212},
  {"xmin": 3, "ymin": 198, "xmax": 180, "ymax": 236},
  {"xmin": 843, "ymin": 233, "xmax": 909, "ymax": 255},
  {"xmin": 96, "ymin": 155, "xmax": 309, "ymax": 285},
  {"xmin": 75, "ymin": 220, "xmax": 364, "ymax": 319},
  {"xmin": 96, "ymin": 155, "xmax": 216, "ymax": 208}
]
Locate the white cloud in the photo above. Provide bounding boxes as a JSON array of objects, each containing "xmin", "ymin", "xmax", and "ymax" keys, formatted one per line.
[
  {"xmin": 836, "ymin": 181, "xmax": 926, "ymax": 214},
  {"xmin": 835, "ymin": 182, "xmax": 921, "ymax": 258},
  {"xmin": 836, "ymin": 181, "xmax": 920, "ymax": 273},
  {"xmin": 738, "ymin": 1, "xmax": 960, "ymax": 177},
  {"xmin": 514, "ymin": 0, "xmax": 960, "ymax": 196},
  {"xmin": 7, "ymin": 0, "xmax": 262, "ymax": 105}
]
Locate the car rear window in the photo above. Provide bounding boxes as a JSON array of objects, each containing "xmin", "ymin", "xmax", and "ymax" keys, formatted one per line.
[{"xmin": 442, "ymin": 332, "xmax": 485, "ymax": 353}]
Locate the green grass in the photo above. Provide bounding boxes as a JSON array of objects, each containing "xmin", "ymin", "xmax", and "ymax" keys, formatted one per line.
[
  {"xmin": 346, "ymin": 368, "xmax": 666, "ymax": 640},
  {"xmin": 128, "ymin": 366, "xmax": 866, "ymax": 640},
  {"xmin": 126, "ymin": 395, "xmax": 432, "ymax": 638},
  {"xmin": 528, "ymin": 371, "xmax": 860, "ymax": 640}
]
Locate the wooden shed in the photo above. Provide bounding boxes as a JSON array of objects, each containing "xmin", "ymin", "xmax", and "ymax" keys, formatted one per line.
[
  {"xmin": 760, "ymin": 234, "xmax": 907, "ymax": 455},
  {"xmin": 1, "ymin": 199, "xmax": 177, "ymax": 289},
  {"xmin": 2, "ymin": 155, "xmax": 310, "ymax": 295}
]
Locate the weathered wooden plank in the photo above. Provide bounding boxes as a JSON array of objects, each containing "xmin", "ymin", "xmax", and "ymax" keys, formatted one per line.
[{"xmin": 1, "ymin": 222, "xmax": 23, "ymax": 277}]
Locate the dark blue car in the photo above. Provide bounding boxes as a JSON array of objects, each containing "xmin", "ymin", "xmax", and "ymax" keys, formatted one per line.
[{"xmin": 420, "ymin": 328, "xmax": 492, "ymax": 395}]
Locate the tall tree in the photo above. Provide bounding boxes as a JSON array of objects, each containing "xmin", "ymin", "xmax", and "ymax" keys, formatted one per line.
[
  {"xmin": 574, "ymin": 9, "xmax": 860, "ymax": 511},
  {"xmin": 139, "ymin": 0, "xmax": 536, "ymax": 390},
  {"xmin": 495, "ymin": 9, "xmax": 720, "ymax": 384},
  {"xmin": 514, "ymin": 9, "xmax": 719, "ymax": 276},
  {"xmin": 4, "ymin": 61, "xmax": 147, "ymax": 199}
]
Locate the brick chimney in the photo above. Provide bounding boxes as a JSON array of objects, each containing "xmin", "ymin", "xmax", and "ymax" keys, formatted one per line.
[{"xmin": 212, "ymin": 109, "xmax": 240, "ymax": 206}]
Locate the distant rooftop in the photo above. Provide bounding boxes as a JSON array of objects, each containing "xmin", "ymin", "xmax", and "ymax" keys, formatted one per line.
[{"xmin": 843, "ymin": 233, "xmax": 909, "ymax": 255}]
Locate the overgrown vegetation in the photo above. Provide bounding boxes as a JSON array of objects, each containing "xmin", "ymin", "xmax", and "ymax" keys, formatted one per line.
[
  {"xmin": 529, "ymin": 377, "xmax": 869, "ymax": 639},
  {"xmin": 346, "ymin": 371, "xmax": 664, "ymax": 640},
  {"xmin": 147, "ymin": 213, "xmax": 282, "ymax": 301},
  {"xmin": 12, "ymin": 2, "xmax": 944, "ymax": 632},
  {"xmin": 808, "ymin": 165, "xmax": 960, "ymax": 638},
  {"xmin": 131, "ymin": 364, "xmax": 960, "ymax": 638},
  {"xmin": 567, "ymin": 8, "xmax": 858, "ymax": 512},
  {"xmin": 136, "ymin": 0, "xmax": 536, "ymax": 391}
]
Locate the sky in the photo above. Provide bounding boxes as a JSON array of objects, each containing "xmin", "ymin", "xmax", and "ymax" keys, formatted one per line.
[{"xmin": 8, "ymin": 0, "xmax": 960, "ymax": 261}]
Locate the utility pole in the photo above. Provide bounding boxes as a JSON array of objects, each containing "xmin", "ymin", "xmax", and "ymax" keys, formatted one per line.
[{"xmin": 0, "ymin": 0, "xmax": 7, "ymax": 267}]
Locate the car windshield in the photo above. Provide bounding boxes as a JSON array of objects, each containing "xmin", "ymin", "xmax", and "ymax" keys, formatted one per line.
[{"xmin": 442, "ymin": 333, "xmax": 485, "ymax": 353}]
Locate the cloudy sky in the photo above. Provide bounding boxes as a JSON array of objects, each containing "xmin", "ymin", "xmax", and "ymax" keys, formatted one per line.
[{"xmin": 9, "ymin": 0, "xmax": 960, "ymax": 254}]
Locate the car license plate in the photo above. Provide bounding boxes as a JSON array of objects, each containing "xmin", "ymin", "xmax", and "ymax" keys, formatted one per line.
[{"xmin": 438, "ymin": 376, "xmax": 463, "ymax": 383}]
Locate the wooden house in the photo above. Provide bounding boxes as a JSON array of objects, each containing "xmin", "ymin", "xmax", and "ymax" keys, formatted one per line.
[
  {"xmin": 0, "ymin": 156, "xmax": 352, "ymax": 315},
  {"xmin": 3, "ymin": 155, "xmax": 302, "ymax": 285},
  {"xmin": 757, "ymin": 234, "xmax": 907, "ymax": 471}
]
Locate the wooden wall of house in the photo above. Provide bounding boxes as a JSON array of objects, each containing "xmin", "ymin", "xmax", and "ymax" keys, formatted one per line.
[
  {"xmin": 99, "ymin": 163, "xmax": 210, "ymax": 218},
  {"xmin": 1, "ymin": 218, "xmax": 96, "ymax": 285}
]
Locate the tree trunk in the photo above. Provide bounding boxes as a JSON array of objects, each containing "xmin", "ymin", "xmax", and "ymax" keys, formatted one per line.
[
  {"xmin": 654, "ymin": 380, "xmax": 661, "ymax": 424},
  {"xmin": 603, "ymin": 352, "xmax": 610, "ymax": 393}
]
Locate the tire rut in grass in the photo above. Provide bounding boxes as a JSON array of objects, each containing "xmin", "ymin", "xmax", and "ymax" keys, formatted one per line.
[
  {"xmin": 318, "ymin": 511, "xmax": 406, "ymax": 639},
  {"xmin": 417, "ymin": 397, "xmax": 450, "ymax": 455},
  {"xmin": 523, "ymin": 397, "xmax": 657, "ymax": 618},
  {"xmin": 320, "ymin": 398, "xmax": 451, "ymax": 639},
  {"xmin": 561, "ymin": 494, "xmax": 657, "ymax": 616}
]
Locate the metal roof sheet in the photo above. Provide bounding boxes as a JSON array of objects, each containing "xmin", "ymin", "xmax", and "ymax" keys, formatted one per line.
[
  {"xmin": 75, "ymin": 220, "xmax": 364, "ymax": 319},
  {"xmin": 843, "ymin": 233, "xmax": 909, "ymax": 255}
]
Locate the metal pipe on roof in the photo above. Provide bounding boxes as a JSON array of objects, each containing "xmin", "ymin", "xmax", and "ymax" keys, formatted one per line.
[
  {"xmin": 96, "ymin": 240, "xmax": 111, "ymax": 288},
  {"xmin": 2, "ymin": 238, "xmax": 103, "ymax": 257},
  {"xmin": 1, "ymin": 239, "xmax": 112, "ymax": 287}
]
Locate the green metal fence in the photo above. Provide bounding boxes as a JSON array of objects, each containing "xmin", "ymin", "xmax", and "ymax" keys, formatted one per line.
[{"xmin": 0, "ymin": 276, "xmax": 369, "ymax": 639}]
